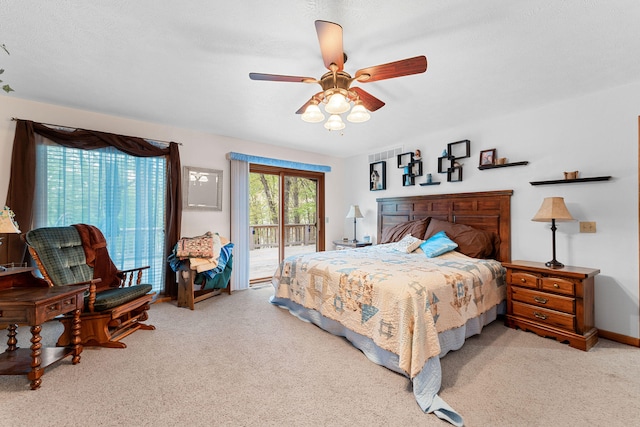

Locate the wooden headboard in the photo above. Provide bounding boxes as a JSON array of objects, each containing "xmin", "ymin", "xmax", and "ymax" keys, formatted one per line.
[{"xmin": 377, "ymin": 190, "xmax": 513, "ymax": 262}]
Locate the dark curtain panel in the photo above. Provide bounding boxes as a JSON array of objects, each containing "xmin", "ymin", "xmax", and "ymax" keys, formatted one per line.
[{"xmin": 2, "ymin": 120, "xmax": 182, "ymax": 296}]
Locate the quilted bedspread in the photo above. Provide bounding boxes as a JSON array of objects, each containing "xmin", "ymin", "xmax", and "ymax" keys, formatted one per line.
[{"xmin": 272, "ymin": 245, "xmax": 506, "ymax": 378}]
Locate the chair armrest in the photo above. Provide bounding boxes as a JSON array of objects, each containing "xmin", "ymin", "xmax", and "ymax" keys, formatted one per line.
[
  {"xmin": 63, "ymin": 278, "xmax": 102, "ymax": 312},
  {"xmin": 117, "ymin": 266, "xmax": 150, "ymax": 287}
]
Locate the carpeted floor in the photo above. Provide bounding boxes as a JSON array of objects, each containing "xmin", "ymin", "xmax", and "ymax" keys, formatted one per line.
[{"xmin": 1, "ymin": 286, "xmax": 639, "ymax": 426}]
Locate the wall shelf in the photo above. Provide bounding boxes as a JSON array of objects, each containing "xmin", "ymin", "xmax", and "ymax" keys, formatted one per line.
[
  {"xmin": 478, "ymin": 161, "xmax": 529, "ymax": 170},
  {"xmin": 529, "ymin": 176, "xmax": 612, "ymax": 186},
  {"xmin": 419, "ymin": 182, "xmax": 441, "ymax": 186}
]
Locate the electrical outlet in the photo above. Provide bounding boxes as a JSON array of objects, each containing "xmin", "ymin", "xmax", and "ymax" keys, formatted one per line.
[{"xmin": 579, "ymin": 221, "xmax": 596, "ymax": 233}]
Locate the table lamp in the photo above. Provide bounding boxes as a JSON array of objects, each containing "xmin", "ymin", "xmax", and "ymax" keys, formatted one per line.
[
  {"xmin": 0, "ymin": 206, "xmax": 21, "ymax": 271},
  {"xmin": 346, "ymin": 205, "xmax": 364, "ymax": 243},
  {"xmin": 531, "ymin": 197, "xmax": 575, "ymax": 269}
]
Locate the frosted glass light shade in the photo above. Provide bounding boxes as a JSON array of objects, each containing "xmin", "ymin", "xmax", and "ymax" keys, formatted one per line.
[
  {"xmin": 325, "ymin": 93, "xmax": 350, "ymax": 114},
  {"xmin": 301, "ymin": 103, "xmax": 325, "ymax": 123},
  {"xmin": 347, "ymin": 103, "xmax": 370, "ymax": 123},
  {"xmin": 324, "ymin": 114, "xmax": 345, "ymax": 131}
]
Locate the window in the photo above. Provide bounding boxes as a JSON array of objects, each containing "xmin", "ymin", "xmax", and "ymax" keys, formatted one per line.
[{"xmin": 34, "ymin": 139, "xmax": 167, "ymax": 295}]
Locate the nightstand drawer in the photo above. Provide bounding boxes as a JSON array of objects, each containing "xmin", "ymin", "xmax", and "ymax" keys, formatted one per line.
[
  {"xmin": 0, "ymin": 308, "xmax": 28, "ymax": 323},
  {"xmin": 512, "ymin": 301, "xmax": 575, "ymax": 331},
  {"xmin": 43, "ymin": 296, "xmax": 79, "ymax": 319},
  {"xmin": 509, "ymin": 271, "xmax": 538, "ymax": 289},
  {"xmin": 540, "ymin": 276, "xmax": 575, "ymax": 296},
  {"xmin": 511, "ymin": 287, "xmax": 575, "ymax": 313}
]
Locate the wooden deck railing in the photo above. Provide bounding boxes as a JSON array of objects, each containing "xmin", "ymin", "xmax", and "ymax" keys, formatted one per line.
[{"xmin": 250, "ymin": 224, "xmax": 317, "ymax": 249}]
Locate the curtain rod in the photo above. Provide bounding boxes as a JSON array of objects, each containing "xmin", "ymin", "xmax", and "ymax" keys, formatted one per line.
[{"xmin": 10, "ymin": 117, "xmax": 183, "ymax": 146}]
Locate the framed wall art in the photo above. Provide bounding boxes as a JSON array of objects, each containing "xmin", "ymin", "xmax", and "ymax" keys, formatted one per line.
[
  {"xmin": 183, "ymin": 166, "xmax": 223, "ymax": 211},
  {"xmin": 479, "ymin": 149, "xmax": 496, "ymax": 167},
  {"xmin": 370, "ymin": 161, "xmax": 386, "ymax": 191}
]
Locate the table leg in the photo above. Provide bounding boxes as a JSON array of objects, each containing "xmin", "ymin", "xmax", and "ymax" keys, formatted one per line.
[
  {"xmin": 6, "ymin": 323, "xmax": 18, "ymax": 352},
  {"xmin": 71, "ymin": 308, "xmax": 82, "ymax": 364},
  {"xmin": 28, "ymin": 324, "xmax": 43, "ymax": 390}
]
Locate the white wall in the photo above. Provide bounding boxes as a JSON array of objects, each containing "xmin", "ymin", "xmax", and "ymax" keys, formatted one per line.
[
  {"xmin": 0, "ymin": 97, "xmax": 345, "ymax": 262},
  {"xmin": 344, "ymin": 81, "xmax": 640, "ymax": 339}
]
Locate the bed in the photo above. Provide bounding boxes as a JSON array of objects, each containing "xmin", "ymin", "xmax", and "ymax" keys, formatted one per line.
[{"xmin": 270, "ymin": 190, "xmax": 512, "ymax": 426}]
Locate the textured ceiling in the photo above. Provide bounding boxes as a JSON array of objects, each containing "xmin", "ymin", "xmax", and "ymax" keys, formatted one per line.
[{"xmin": 1, "ymin": 1, "xmax": 639, "ymax": 158}]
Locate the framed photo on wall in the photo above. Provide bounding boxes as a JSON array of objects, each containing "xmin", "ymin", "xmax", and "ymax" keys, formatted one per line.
[
  {"xmin": 479, "ymin": 149, "xmax": 496, "ymax": 166},
  {"xmin": 370, "ymin": 161, "xmax": 386, "ymax": 191}
]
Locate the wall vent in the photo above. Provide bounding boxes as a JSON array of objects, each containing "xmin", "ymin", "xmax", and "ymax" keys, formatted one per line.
[{"xmin": 368, "ymin": 146, "xmax": 403, "ymax": 164}]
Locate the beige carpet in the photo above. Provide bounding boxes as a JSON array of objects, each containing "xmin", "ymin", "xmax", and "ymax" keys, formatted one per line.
[{"xmin": 1, "ymin": 285, "xmax": 639, "ymax": 426}]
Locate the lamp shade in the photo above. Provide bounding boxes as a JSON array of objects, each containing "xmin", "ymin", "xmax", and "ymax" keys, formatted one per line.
[
  {"xmin": 301, "ymin": 103, "xmax": 325, "ymax": 123},
  {"xmin": 346, "ymin": 205, "xmax": 364, "ymax": 219},
  {"xmin": 531, "ymin": 197, "xmax": 575, "ymax": 222},
  {"xmin": 325, "ymin": 92, "xmax": 350, "ymax": 114},
  {"xmin": 346, "ymin": 102, "xmax": 371, "ymax": 123},
  {"xmin": 324, "ymin": 114, "xmax": 345, "ymax": 131},
  {"xmin": 0, "ymin": 207, "xmax": 20, "ymax": 233}
]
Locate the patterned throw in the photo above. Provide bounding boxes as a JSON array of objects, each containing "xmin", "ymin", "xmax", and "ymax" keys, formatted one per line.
[
  {"xmin": 176, "ymin": 232, "xmax": 215, "ymax": 258},
  {"xmin": 272, "ymin": 245, "xmax": 505, "ymax": 378}
]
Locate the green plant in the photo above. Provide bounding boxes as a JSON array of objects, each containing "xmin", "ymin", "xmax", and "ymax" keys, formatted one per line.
[{"xmin": 1, "ymin": 44, "xmax": 14, "ymax": 93}]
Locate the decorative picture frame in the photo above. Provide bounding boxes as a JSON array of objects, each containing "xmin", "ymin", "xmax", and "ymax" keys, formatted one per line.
[
  {"xmin": 183, "ymin": 166, "xmax": 223, "ymax": 211},
  {"xmin": 447, "ymin": 166, "xmax": 463, "ymax": 182},
  {"xmin": 479, "ymin": 149, "xmax": 496, "ymax": 166},
  {"xmin": 369, "ymin": 161, "xmax": 386, "ymax": 191},
  {"xmin": 397, "ymin": 152, "xmax": 414, "ymax": 168},
  {"xmin": 409, "ymin": 160, "xmax": 423, "ymax": 177},
  {"xmin": 447, "ymin": 140, "xmax": 470, "ymax": 160}
]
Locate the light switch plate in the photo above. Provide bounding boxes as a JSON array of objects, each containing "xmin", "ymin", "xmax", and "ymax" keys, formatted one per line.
[{"xmin": 579, "ymin": 221, "xmax": 596, "ymax": 233}]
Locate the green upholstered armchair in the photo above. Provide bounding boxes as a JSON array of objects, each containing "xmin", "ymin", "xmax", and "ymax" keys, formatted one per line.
[{"xmin": 24, "ymin": 225, "xmax": 155, "ymax": 348}]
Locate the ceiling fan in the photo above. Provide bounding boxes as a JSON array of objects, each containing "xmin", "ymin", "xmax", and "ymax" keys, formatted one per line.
[{"xmin": 249, "ymin": 20, "xmax": 427, "ymax": 130}]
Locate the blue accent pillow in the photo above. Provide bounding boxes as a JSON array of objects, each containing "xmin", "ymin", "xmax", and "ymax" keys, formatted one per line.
[{"xmin": 420, "ymin": 230, "xmax": 458, "ymax": 258}]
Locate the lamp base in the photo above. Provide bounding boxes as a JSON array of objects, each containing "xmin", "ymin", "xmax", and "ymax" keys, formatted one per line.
[{"xmin": 545, "ymin": 260, "xmax": 565, "ymax": 269}]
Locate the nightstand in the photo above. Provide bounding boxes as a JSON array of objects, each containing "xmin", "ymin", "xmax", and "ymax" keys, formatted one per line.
[
  {"xmin": 0, "ymin": 267, "xmax": 88, "ymax": 389},
  {"xmin": 333, "ymin": 240, "xmax": 372, "ymax": 250},
  {"xmin": 503, "ymin": 260, "xmax": 599, "ymax": 351}
]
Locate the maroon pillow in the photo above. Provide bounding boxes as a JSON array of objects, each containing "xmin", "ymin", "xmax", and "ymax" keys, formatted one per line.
[
  {"xmin": 381, "ymin": 218, "xmax": 430, "ymax": 244},
  {"xmin": 423, "ymin": 218, "xmax": 494, "ymax": 259}
]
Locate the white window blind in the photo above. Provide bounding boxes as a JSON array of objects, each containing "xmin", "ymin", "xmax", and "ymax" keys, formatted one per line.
[{"xmin": 34, "ymin": 139, "xmax": 167, "ymax": 295}]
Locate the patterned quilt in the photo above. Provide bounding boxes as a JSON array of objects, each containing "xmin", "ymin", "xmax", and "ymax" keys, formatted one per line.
[{"xmin": 272, "ymin": 245, "xmax": 506, "ymax": 378}]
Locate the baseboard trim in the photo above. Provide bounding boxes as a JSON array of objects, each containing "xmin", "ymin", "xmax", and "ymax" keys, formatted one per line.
[{"xmin": 598, "ymin": 329, "xmax": 640, "ymax": 347}]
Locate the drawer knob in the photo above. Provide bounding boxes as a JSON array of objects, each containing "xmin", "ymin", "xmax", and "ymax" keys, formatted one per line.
[
  {"xmin": 553, "ymin": 283, "xmax": 560, "ymax": 288},
  {"xmin": 533, "ymin": 311, "xmax": 547, "ymax": 320},
  {"xmin": 520, "ymin": 278, "xmax": 526, "ymax": 283},
  {"xmin": 533, "ymin": 296, "xmax": 548, "ymax": 304}
]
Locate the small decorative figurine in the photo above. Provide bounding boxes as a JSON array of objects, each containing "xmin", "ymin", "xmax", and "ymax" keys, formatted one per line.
[
  {"xmin": 371, "ymin": 170, "xmax": 380, "ymax": 187},
  {"xmin": 414, "ymin": 149, "xmax": 421, "ymax": 160}
]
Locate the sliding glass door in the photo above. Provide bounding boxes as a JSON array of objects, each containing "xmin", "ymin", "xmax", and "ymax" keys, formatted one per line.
[{"xmin": 249, "ymin": 165, "xmax": 324, "ymax": 283}]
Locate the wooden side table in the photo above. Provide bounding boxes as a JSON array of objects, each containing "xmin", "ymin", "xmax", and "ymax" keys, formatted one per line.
[
  {"xmin": 503, "ymin": 260, "xmax": 599, "ymax": 351},
  {"xmin": 0, "ymin": 267, "xmax": 87, "ymax": 389},
  {"xmin": 333, "ymin": 240, "xmax": 373, "ymax": 250}
]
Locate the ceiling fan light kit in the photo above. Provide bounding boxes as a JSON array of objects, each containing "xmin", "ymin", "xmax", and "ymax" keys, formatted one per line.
[
  {"xmin": 250, "ymin": 20, "xmax": 427, "ymax": 132},
  {"xmin": 324, "ymin": 114, "xmax": 346, "ymax": 131}
]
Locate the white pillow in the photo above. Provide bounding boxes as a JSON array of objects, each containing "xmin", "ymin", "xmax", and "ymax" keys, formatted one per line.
[{"xmin": 392, "ymin": 234, "xmax": 424, "ymax": 253}]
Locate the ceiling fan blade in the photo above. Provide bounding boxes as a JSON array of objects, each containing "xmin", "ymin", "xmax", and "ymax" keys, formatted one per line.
[
  {"xmin": 355, "ymin": 55, "xmax": 427, "ymax": 83},
  {"xmin": 315, "ymin": 20, "xmax": 344, "ymax": 71},
  {"xmin": 249, "ymin": 73, "xmax": 317, "ymax": 83},
  {"xmin": 350, "ymin": 87, "xmax": 385, "ymax": 112}
]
